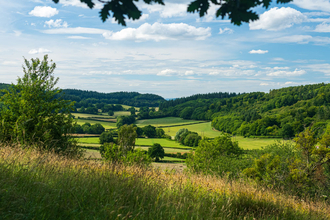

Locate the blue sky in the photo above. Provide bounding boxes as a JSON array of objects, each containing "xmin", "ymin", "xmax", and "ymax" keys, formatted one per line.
[{"xmin": 1, "ymin": 0, "xmax": 330, "ymax": 98}]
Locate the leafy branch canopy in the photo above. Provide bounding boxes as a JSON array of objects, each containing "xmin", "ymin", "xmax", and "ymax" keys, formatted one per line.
[{"xmin": 52, "ymin": 0, "xmax": 293, "ymax": 26}]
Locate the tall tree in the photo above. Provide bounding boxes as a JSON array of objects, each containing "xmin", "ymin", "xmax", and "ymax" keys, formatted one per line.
[{"xmin": 0, "ymin": 55, "xmax": 80, "ymax": 156}]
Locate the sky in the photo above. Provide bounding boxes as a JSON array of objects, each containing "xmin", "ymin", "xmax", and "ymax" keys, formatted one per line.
[{"xmin": 1, "ymin": 0, "xmax": 330, "ymax": 98}]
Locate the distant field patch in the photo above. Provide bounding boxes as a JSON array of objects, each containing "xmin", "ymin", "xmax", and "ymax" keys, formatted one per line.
[
  {"xmin": 78, "ymin": 137, "xmax": 100, "ymax": 144},
  {"xmin": 136, "ymin": 117, "xmax": 203, "ymax": 127},
  {"xmin": 136, "ymin": 138, "xmax": 191, "ymax": 149},
  {"xmin": 164, "ymin": 122, "xmax": 222, "ymax": 139},
  {"xmin": 73, "ymin": 113, "xmax": 112, "ymax": 118},
  {"xmin": 114, "ymin": 111, "xmax": 131, "ymax": 117},
  {"xmin": 76, "ymin": 119, "xmax": 116, "ymax": 129},
  {"xmin": 136, "ymin": 146, "xmax": 191, "ymax": 154},
  {"xmin": 234, "ymin": 136, "xmax": 289, "ymax": 150}
]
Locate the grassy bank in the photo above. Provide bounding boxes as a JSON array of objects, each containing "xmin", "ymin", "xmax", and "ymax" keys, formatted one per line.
[{"xmin": 1, "ymin": 146, "xmax": 329, "ymax": 219}]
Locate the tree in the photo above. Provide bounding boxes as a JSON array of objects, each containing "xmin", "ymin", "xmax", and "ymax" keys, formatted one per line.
[
  {"xmin": 0, "ymin": 55, "xmax": 80, "ymax": 156},
  {"xmin": 99, "ymin": 131, "xmax": 114, "ymax": 144},
  {"xmin": 118, "ymin": 124, "xmax": 137, "ymax": 154},
  {"xmin": 142, "ymin": 125, "xmax": 157, "ymax": 138},
  {"xmin": 52, "ymin": 0, "xmax": 292, "ymax": 26},
  {"xmin": 148, "ymin": 143, "xmax": 165, "ymax": 162},
  {"xmin": 108, "ymin": 110, "xmax": 114, "ymax": 116}
]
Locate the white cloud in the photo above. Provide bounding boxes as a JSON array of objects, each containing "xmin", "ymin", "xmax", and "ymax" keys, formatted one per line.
[
  {"xmin": 59, "ymin": 0, "xmax": 103, "ymax": 9},
  {"xmin": 219, "ymin": 28, "xmax": 233, "ymax": 34},
  {"xmin": 284, "ymin": 82, "xmax": 294, "ymax": 85},
  {"xmin": 103, "ymin": 22, "xmax": 211, "ymax": 41},
  {"xmin": 260, "ymin": 83, "xmax": 269, "ymax": 86},
  {"xmin": 185, "ymin": 70, "xmax": 194, "ymax": 75},
  {"xmin": 305, "ymin": 63, "xmax": 330, "ymax": 75},
  {"xmin": 42, "ymin": 27, "xmax": 109, "ymax": 34},
  {"xmin": 274, "ymin": 66, "xmax": 290, "ymax": 70},
  {"xmin": 14, "ymin": 30, "xmax": 21, "ymax": 37},
  {"xmin": 315, "ymin": 22, "xmax": 330, "ymax": 32},
  {"xmin": 249, "ymin": 49, "xmax": 268, "ymax": 54},
  {"xmin": 29, "ymin": 6, "xmax": 58, "ymax": 18},
  {"xmin": 272, "ymin": 35, "xmax": 330, "ymax": 44},
  {"xmin": 28, "ymin": 48, "xmax": 52, "ymax": 54},
  {"xmin": 267, "ymin": 68, "xmax": 306, "ymax": 76},
  {"xmin": 273, "ymin": 57, "xmax": 285, "ymax": 61},
  {"xmin": 142, "ymin": 3, "xmax": 187, "ymax": 18},
  {"xmin": 249, "ymin": 7, "xmax": 307, "ymax": 31},
  {"xmin": 157, "ymin": 69, "xmax": 176, "ymax": 76},
  {"xmin": 45, "ymin": 19, "xmax": 68, "ymax": 28},
  {"xmin": 67, "ymin": 36, "xmax": 90, "ymax": 39},
  {"xmin": 293, "ymin": 0, "xmax": 330, "ymax": 12}
]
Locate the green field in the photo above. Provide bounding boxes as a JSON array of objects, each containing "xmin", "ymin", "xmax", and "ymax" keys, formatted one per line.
[
  {"xmin": 136, "ymin": 117, "xmax": 202, "ymax": 127},
  {"xmin": 78, "ymin": 137, "xmax": 100, "ymax": 144},
  {"xmin": 233, "ymin": 136, "xmax": 289, "ymax": 150},
  {"xmin": 73, "ymin": 113, "xmax": 113, "ymax": 118},
  {"xmin": 163, "ymin": 122, "xmax": 221, "ymax": 138},
  {"xmin": 76, "ymin": 119, "xmax": 117, "ymax": 129},
  {"xmin": 136, "ymin": 138, "xmax": 191, "ymax": 149},
  {"xmin": 135, "ymin": 146, "xmax": 191, "ymax": 153}
]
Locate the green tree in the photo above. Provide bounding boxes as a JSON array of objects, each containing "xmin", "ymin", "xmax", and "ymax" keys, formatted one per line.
[
  {"xmin": 108, "ymin": 110, "xmax": 114, "ymax": 116},
  {"xmin": 118, "ymin": 124, "xmax": 137, "ymax": 154},
  {"xmin": 0, "ymin": 55, "xmax": 80, "ymax": 156},
  {"xmin": 143, "ymin": 125, "xmax": 157, "ymax": 138},
  {"xmin": 148, "ymin": 143, "xmax": 165, "ymax": 162},
  {"xmin": 52, "ymin": 0, "xmax": 293, "ymax": 26},
  {"xmin": 99, "ymin": 131, "xmax": 114, "ymax": 144}
]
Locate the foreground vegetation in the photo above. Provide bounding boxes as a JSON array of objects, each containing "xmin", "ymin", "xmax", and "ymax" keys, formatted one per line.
[{"xmin": 1, "ymin": 145, "xmax": 329, "ymax": 220}]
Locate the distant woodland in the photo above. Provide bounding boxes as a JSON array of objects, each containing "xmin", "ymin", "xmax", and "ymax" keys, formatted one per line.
[{"xmin": 2, "ymin": 82, "xmax": 330, "ymax": 138}]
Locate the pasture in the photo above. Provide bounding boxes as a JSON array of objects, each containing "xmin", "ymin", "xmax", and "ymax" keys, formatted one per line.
[
  {"xmin": 136, "ymin": 138, "xmax": 191, "ymax": 149},
  {"xmin": 164, "ymin": 122, "xmax": 222, "ymax": 138},
  {"xmin": 233, "ymin": 136, "xmax": 290, "ymax": 150},
  {"xmin": 76, "ymin": 118, "xmax": 117, "ymax": 129},
  {"xmin": 136, "ymin": 117, "xmax": 203, "ymax": 127}
]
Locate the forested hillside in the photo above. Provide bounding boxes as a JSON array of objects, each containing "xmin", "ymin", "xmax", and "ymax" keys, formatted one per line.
[
  {"xmin": 155, "ymin": 83, "xmax": 330, "ymax": 138},
  {"xmin": 0, "ymin": 83, "xmax": 165, "ymax": 107}
]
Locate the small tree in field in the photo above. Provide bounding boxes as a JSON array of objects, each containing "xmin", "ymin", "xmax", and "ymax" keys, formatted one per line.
[
  {"xmin": 148, "ymin": 143, "xmax": 165, "ymax": 162},
  {"xmin": 0, "ymin": 55, "xmax": 80, "ymax": 157}
]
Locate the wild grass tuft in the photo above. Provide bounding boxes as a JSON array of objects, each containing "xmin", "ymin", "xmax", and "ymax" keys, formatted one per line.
[{"xmin": 0, "ymin": 144, "xmax": 329, "ymax": 219}]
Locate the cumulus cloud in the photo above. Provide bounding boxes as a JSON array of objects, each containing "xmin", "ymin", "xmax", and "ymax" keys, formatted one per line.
[
  {"xmin": 142, "ymin": 3, "xmax": 187, "ymax": 18},
  {"xmin": 28, "ymin": 48, "xmax": 52, "ymax": 54},
  {"xmin": 293, "ymin": 0, "xmax": 330, "ymax": 12},
  {"xmin": 59, "ymin": 0, "xmax": 103, "ymax": 9},
  {"xmin": 42, "ymin": 27, "xmax": 108, "ymax": 34},
  {"xmin": 102, "ymin": 22, "xmax": 211, "ymax": 41},
  {"xmin": 219, "ymin": 28, "xmax": 233, "ymax": 34},
  {"xmin": 249, "ymin": 49, "xmax": 268, "ymax": 54},
  {"xmin": 29, "ymin": 6, "xmax": 58, "ymax": 18},
  {"xmin": 45, "ymin": 19, "xmax": 68, "ymax": 28},
  {"xmin": 260, "ymin": 82, "xmax": 269, "ymax": 86},
  {"xmin": 185, "ymin": 70, "xmax": 194, "ymax": 75},
  {"xmin": 157, "ymin": 69, "xmax": 176, "ymax": 76},
  {"xmin": 249, "ymin": 7, "xmax": 307, "ymax": 31},
  {"xmin": 267, "ymin": 68, "xmax": 306, "ymax": 76},
  {"xmin": 315, "ymin": 22, "xmax": 330, "ymax": 32}
]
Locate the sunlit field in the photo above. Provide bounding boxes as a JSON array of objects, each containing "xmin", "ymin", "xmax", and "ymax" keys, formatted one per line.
[{"xmin": 136, "ymin": 117, "xmax": 203, "ymax": 127}]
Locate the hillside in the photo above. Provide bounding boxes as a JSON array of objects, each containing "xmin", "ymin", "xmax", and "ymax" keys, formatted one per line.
[
  {"xmin": 155, "ymin": 83, "xmax": 330, "ymax": 137},
  {"xmin": 0, "ymin": 83, "xmax": 165, "ymax": 107}
]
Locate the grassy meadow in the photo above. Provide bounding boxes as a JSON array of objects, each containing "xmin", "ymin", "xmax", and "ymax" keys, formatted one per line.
[
  {"xmin": 1, "ymin": 145, "xmax": 329, "ymax": 220},
  {"xmin": 136, "ymin": 117, "xmax": 203, "ymax": 127}
]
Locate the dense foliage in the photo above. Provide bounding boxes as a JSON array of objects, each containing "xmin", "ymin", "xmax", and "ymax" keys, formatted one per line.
[
  {"xmin": 175, "ymin": 128, "xmax": 201, "ymax": 147},
  {"xmin": 148, "ymin": 143, "xmax": 165, "ymax": 162},
  {"xmin": 159, "ymin": 83, "xmax": 330, "ymax": 137},
  {"xmin": 60, "ymin": 89, "xmax": 164, "ymax": 108},
  {"xmin": 74, "ymin": 122, "xmax": 105, "ymax": 134},
  {"xmin": 0, "ymin": 56, "xmax": 80, "ymax": 156}
]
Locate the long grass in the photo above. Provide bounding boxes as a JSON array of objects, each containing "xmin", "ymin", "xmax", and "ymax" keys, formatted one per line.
[{"xmin": 1, "ymin": 145, "xmax": 329, "ymax": 219}]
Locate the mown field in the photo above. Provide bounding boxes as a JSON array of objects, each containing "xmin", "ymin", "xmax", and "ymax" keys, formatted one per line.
[
  {"xmin": 1, "ymin": 146, "xmax": 329, "ymax": 220},
  {"xmin": 136, "ymin": 117, "xmax": 203, "ymax": 127}
]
